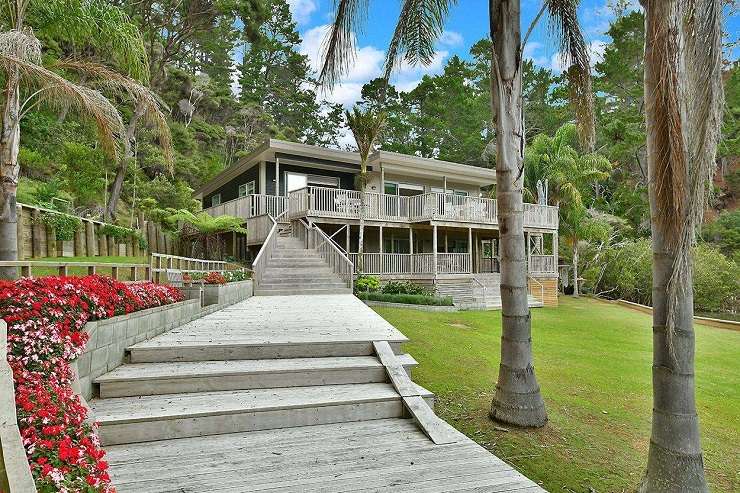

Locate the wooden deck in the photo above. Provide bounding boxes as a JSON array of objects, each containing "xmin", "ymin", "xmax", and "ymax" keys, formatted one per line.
[{"xmin": 99, "ymin": 295, "xmax": 546, "ymax": 492}]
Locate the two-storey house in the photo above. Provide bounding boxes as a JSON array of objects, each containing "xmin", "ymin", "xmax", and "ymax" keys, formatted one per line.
[{"xmin": 194, "ymin": 139, "xmax": 559, "ymax": 306}]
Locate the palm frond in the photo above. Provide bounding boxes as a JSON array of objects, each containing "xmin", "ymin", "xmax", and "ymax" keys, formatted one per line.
[
  {"xmin": 318, "ymin": 0, "xmax": 368, "ymax": 88},
  {"xmin": 54, "ymin": 60, "xmax": 173, "ymax": 168},
  {"xmin": 0, "ymin": 53, "xmax": 124, "ymax": 159},
  {"xmin": 547, "ymin": 0, "xmax": 595, "ymax": 151},
  {"xmin": 383, "ymin": 0, "xmax": 454, "ymax": 81},
  {"xmin": 33, "ymin": 0, "xmax": 149, "ymax": 82}
]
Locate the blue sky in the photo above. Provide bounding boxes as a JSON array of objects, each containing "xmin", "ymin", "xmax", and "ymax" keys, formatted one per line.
[{"xmin": 288, "ymin": 0, "xmax": 738, "ymax": 107}]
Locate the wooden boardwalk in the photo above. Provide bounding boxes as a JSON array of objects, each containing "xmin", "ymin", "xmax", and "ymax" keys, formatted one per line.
[{"xmin": 97, "ymin": 295, "xmax": 546, "ymax": 492}]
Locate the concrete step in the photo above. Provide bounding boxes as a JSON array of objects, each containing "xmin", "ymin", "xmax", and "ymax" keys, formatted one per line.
[
  {"xmin": 262, "ymin": 266, "xmax": 335, "ymax": 275},
  {"xmin": 260, "ymin": 274, "xmax": 341, "ymax": 281},
  {"xmin": 128, "ymin": 339, "xmax": 405, "ymax": 363},
  {"xmin": 90, "ymin": 382, "xmax": 433, "ymax": 445},
  {"xmin": 94, "ymin": 355, "xmax": 418, "ymax": 398},
  {"xmin": 257, "ymin": 281, "xmax": 349, "ymax": 289},
  {"xmin": 266, "ymin": 259, "xmax": 330, "ymax": 267},
  {"xmin": 255, "ymin": 287, "xmax": 352, "ymax": 296}
]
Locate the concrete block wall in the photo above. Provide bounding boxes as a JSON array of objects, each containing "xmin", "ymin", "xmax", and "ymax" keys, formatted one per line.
[
  {"xmin": 203, "ymin": 280, "xmax": 253, "ymax": 306},
  {"xmin": 74, "ymin": 299, "xmax": 201, "ymax": 400}
]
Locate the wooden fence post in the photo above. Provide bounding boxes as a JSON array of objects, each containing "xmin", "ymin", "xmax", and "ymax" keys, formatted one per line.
[
  {"xmin": 85, "ymin": 221, "xmax": 95, "ymax": 256},
  {"xmin": 98, "ymin": 227, "xmax": 108, "ymax": 256},
  {"xmin": 107, "ymin": 236, "xmax": 116, "ymax": 257},
  {"xmin": 16, "ymin": 204, "xmax": 24, "ymax": 260},
  {"xmin": 74, "ymin": 226, "xmax": 84, "ymax": 257},
  {"xmin": 31, "ymin": 209, "xmax": 43, "ymax": 258},
  {"xmin": 45, "ymin": 226, "xmax": 56, "ymax": 258}
]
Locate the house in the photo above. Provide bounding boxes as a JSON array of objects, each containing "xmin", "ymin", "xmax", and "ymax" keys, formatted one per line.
[{"xmin": 193, "ymin": 139, "xmax": 559, "ymax": 306}]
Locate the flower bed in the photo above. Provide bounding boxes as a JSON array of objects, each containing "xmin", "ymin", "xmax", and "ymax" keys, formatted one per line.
[
  {"xmin": 355, "ymin": 291, "xmax": 454, "ymax": 306},
  {"xmin": 0, "ymin": 275, "xmax": 182, "ymax": 492}
]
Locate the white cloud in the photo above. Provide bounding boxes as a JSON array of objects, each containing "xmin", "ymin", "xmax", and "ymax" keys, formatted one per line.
[
  {"xmin": 439, "ymin": 30, "xmax": 463, "ymax": 47},
  {"xmin": 300, "ymin": 24, "xmax": 449, "ymax": 107},
  {"xmin": 287, "ymin": 0, "xmax": 317, "ymax": 26}
]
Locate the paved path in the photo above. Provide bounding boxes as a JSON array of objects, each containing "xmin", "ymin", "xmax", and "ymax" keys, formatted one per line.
[{"xmin": 99, "ymin": 295, "xmax": 546, "ymax": 492}]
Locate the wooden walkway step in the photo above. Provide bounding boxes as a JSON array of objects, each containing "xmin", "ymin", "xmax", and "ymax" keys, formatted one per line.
[
  {"xmin": 95, "ymin": 355, "xmax": 417, "ymax": 397},
  {"xmin": 91, "ymin": 382, "xmax": 433, "ymax": 446},
  {"xmin": 105, "ymin": 418, "xmax": 545, "ymax": 493}
]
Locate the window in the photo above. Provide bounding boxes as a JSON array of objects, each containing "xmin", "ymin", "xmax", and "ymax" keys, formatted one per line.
[
  {"xmin": 286, "ymin": 172, "xmax": 308, "ymax": 193},
  {"xmin": 238, "ymin": 181, "xmax": 256, "ymax": 197},
  {"xmin": 211, "ymin": 194, "xmax": 221, "ymax": 207},
  {"xmin": 450, "ymin": 239, "xmax": 468, "ymax": 253},
  {"xmin": 384, "ymin": 182, "xmax": 399, "ymax": 195},
  {"xmin": 454, "ymin": 190, "xmax": 469, "ymax": 196},
  {"xmin": 308, "ymin": 175, "xmax": 339, "ymax": 188},
  {"xmin": 398, "ymin": 183, "xmax": 424, "ymax": 197}
]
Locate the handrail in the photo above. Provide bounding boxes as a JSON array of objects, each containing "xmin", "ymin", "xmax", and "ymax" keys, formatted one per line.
[
  {"xmin": 293, "ymin": 219, "xmax": 354, "ymax": 291},
  {"xmin": 471, "ymin": 277, "xmax": 487, "ymax": 299},
  {"xmin": 150, "ymin": 253, "xmax": 246, "ymax": 284},
  {"xmin": 252, "ymin": 210, "xmax": 287, "ymax": 288},
  {"xmin": 528, "ymin": 275, "xmax": 545, "ymax": 303}
]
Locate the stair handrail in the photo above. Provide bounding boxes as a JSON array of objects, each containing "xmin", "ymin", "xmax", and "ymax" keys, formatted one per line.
[
  {"xmin": 252, "ymin": 210, "xmax": 287, "ymax": 288},
  {"xmin": 527, "ymin": 274, "xmax": 544, "ymax": 304},
  {"xmin": 471, "ymin": 277, "xmax": 487, "ymax": 300},
  {"xmin": 295, "ymin": 219, "xmax": 354, "ymax": 292}
]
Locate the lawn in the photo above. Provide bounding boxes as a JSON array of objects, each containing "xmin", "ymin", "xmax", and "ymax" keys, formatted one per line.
[
  {"xmin": 26, "ymin": 256, "xmax": 148, "ymax": 281},
  {"xmin": 374, "ymin": 297, "xmax": 739, "ymax": 493}
]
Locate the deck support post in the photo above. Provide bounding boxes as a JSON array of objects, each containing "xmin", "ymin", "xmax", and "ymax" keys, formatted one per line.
[
  {"xmin": 444, "ymin": 231, "xmax": 448, "ymax": 253},
  {"xmin": 468, "ymin": 228, "xmax": 473, "ymax": 274},
  {"xmin": 443, "ymin": 176, "xmax": 447, "ymax": 194},
  {"xmin": 275, "ymin": 157, "xmax": 280, "ymax": 196},
  {"xmin": 346, "ymin": 224, "xmax": 350, "ymax": 253},
  {"xmin": 433, "ymin": 225, "xmax": 438, "ymax": 277},
  {"xmin": 379, "ymin": 226, "xmax": 383, "ymax": 253},
  {"xmin": 553, "ymin": 230, "xmax": 559, "ymax": 276},
  {"xmin": 380, "ymin": 166, "xmax": 385, "ymax": 192}
]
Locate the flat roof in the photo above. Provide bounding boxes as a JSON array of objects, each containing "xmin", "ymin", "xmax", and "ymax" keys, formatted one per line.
[{"xmin": 193, "ymin": 139, "xmax": 496, "ymax": 198}]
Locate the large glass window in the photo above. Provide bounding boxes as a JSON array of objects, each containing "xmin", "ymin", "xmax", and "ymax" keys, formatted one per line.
[
  {"xmin": 286, "ymin": 172, "xmax": 308, "ymax": 193},
  {"xmin": 210, "ymin": 193, "xmax": 221, "ymax": 207},
  {"xmin": 384, "ymin": 182, "xmax": 399, "ymax": 195}
]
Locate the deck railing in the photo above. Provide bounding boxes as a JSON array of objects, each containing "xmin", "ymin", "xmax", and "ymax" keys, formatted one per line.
[
  {"xmin": 286, "ymin": 186, "xmax": 558, "ymax": 229},
  {"xmin": 347, "ymin": 252, "xmax": 471, "ymax": 275},
  {"xmin": 293, "ymin": 220, "xmax": 354, "ymax": 290},
  {"xmin": 528, "ymin": 255, "xmax": 556, "ymax": 274},
  {"xmin": 246, "ymin": 214, "xmax": 274, "ymax": 245},
  {"xmin": 251, "ymin": 212, "xmax": 285, "ymax": 289},
  {"xmin": 204, "ymin": 194, "xmax": 288, "ymax": 221}
]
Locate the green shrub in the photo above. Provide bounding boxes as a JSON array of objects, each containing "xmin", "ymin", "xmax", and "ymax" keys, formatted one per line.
[
  {"xmin": 588, "ymin": 239, "xmax": 739, "ymax": 313},
  {"xmin": 355, "ymin": 274, "xmax": 380, "ymax": 293},
  {"xmin": 36, "ymin": 211, "xmax": 82, "ymax": 241},
  {"xmin": 356, "ymin": 291, "xmax": 453, "ymax": 306},
  {"xmin": 223, "ymin": 270, "xmax": 251, "ymax": 282},
  {"xmin": 381, "ymin": 280, "xmax": 433, "ymax": 296}
]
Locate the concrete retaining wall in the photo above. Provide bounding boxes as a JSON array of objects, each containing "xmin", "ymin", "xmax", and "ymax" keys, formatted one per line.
[
  {"xmin": 615, "ymin": 299, "xmax": 739, "ymax": 331},
  {"xmin": 0, "ymin": 320, "xmax": 36, "ymax": 493},
  {"xmin": 74, "ymin": 299, "xmax": 202, "ymax": 400},
  {"xmin": 361, "ymin": 300, "xmax": 459, "ymax": 312},
  {"xmin": 203, "ymin": 280, "xmax": 253, "ymax": 306}
]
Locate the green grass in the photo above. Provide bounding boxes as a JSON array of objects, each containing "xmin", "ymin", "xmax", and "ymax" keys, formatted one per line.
[
  {"xmin": 374, "ymin": 297, "xmax": 739, "ymax": 492},
  {"xmin": 25, "ymin": 256, "xmax": 148, "ymax": 281}
]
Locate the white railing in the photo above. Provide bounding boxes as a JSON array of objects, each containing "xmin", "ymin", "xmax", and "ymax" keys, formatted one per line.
[
  {"xmin": 529, "ymin": 254, "xmax": 557, "ymax": 274},
  {"xmin": 204, "ymin": 194, "xmax": 288, "ymax": 221},
  {"xmin": 293, "ymin": 220, "xmax": 353, "ymax": 290},
  {"xmin": 528, "ymin": 275, "xmax": 545, "ymax": 302},
  {"xmin": 252, "ymin": 211, "xmax": 286, "ymax": 288},
  {"xmin": 437, "ymin": 253, "xmax": 472, "ymax": 274},
  {"xmin": 347, "ymin": 252, "xmax": 471, "ymax": 275},
  {"xmin": 150, "ymin": 253, "xmax": 245, "ymax": 285},
  {"xmin": 286, "ymin": 186, "xmax": 557, "ymax": 229}
]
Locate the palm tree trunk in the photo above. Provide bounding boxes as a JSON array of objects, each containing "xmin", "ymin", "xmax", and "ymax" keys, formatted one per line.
[
  {"xmin": 358, "ymin": 190, "xmax": 365, "ymax": 273},
  {"xmin": 640, "ymin": 1, "xmax": 707, "ymax": 490},
  {"xmin": 106, "ymin": 102, "xmax": 146, "ymax": 221},
  {"xmin": 572, "ymin": 241, "xmax": 580, "ymax": 297},
  {"xmin": 488, "ymin": 0, "xmax": 547, "ymax": 427},
  {"xmin": 0, "ymin": 71, "xmax": 21, "ymax": 279}
]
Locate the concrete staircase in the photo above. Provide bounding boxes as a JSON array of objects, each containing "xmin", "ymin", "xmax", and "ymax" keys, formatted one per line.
[
  {"xmin": 90, "ymin": 335, "xmax": 431, "ymax": 447},
  {"xmin": 254, "ymin": 235, "xmax": 352, "ymax": 296}
]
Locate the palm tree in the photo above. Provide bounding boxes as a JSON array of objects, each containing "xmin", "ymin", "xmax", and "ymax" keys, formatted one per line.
[
  {"xmin": 524, "ymin": 123, "xmax": 611, "ymax": 208},
  {"xmin": 559, "ymin": 206, "xmax": 609, "ymax": 297},
  {"xmin": 345, "ymin": 106, "xmax": 385, "ymax": 273},
  {"xmin": 319, "ymin": 0, "xmax": 595, "ymax": 427},
  {"xmin": 524, "ymin": 123, "xmax": 611, "ymax": 295},
  {"xmin": 0, "ymin": 0, "xmax": 152, "ymax": 279},
  {"xmin": 640, "ymin": 1, "xmax": 723, "ymax": 491}
]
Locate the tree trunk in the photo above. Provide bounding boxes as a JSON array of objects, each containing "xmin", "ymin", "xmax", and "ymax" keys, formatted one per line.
[
  {"xmin": 358, "ymin": 190, "xmax": 365, "ymax": 273},
  {"xmin": 639, "ymin": 1, "xmax": 707, "ymax": 490},
  {"xmin": 572, "ymin": 241, "xmax": 580, "ymax": 297},
  {"xmin": 488, "ymin": 0, "xmax": 547, "ymax": 427},
  {"xmin": 0, "ymin": 71, "xmax": 21, "ymax": 279},
  {"xmin": 106, "ymin": 102, "xmax": 146, "ymax": 221}
]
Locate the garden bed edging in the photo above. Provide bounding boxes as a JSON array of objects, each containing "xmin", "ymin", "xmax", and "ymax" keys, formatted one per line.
[
  {"xmin": 203, "ymin": 280, "xmax": 253, "ymax": 306},
  {"xmin": 361, "ymin": 300, "xmax": 460, "ymax": 312}
]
